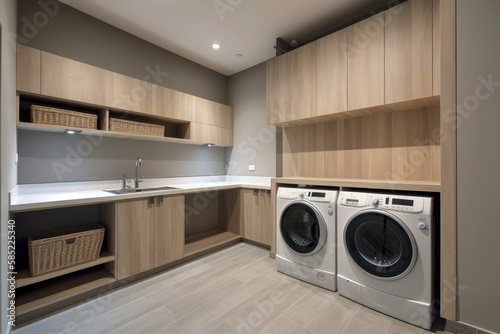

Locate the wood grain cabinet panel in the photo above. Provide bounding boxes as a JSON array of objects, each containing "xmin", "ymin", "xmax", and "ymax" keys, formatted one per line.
[
  {"xmin": 347, "ymin": 12, "xmax": 385, "ymax": 111},
  {"xmin": 316, "ymin": 29, "xmax": 348, "ymax": 116},
  {"xmin": 433, "ymin": 0, "xmax": 441, "ymax": 98},
  {"xmin": 385, "ymin": 0, "xmax": 433, "ymax": 105},
  {"xmin": 41, "ymin": 52, "xmax": 109, "ymax": 106},
  {"xmin": 266, "ymin": 53, "xmax": 290, "ymax": 125},
  {"xmin": 107, "ymin": 72, "xmax": 153, "ymax": 114},
  {"xmin": 17, "ymin": 45, "xmax": 41, "ymax": 94},
  {"xmin": 192, "ymin": 96, "xmax": 218, "ymax": 125},
  {"xmin": 241, "ymin": 189, "xmax": 272, "ymax": 246},
  {"xmin": 117, "ymin": 198, "xmax": 155, "ymax": 280},
  {"xmin": 155, "ymin": 195, "xmax": 185, "ymax": 267},
  {"xmin": 152, "ymin": 86, "xmax": 192, "ymax": 121},
  {"xmin": 290, "ymin": 42, "xmax": 317, "ymax": 121}
]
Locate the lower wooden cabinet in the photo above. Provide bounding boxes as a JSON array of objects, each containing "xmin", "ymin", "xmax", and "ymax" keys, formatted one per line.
[
  {"xmin": 155, "ymin": 195, "xmax": 185, "ymax": 267},
  {"xmin": 117, "ymin": 195, "xmax": 185, "ymax": 279},
  {"xmin": 240, "ymin": 189, "xmax": 272, "ymax": 246}
]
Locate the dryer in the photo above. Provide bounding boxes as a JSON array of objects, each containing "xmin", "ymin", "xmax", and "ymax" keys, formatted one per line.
[
  {"xmin": 337, "ymin": 191, "xmax": 434, "ymax": 329},
  {"xmin": 276, "ymin": 187, "xmax": 338, "ymax": 291}
]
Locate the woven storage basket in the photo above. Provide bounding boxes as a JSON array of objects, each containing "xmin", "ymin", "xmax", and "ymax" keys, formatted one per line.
[
  {"xmin": 109, "ymin": 118, "xmax": 164, "ymax": 137},
  {"xmin": 28, "ymin": 224, "xmax": 105, "ymax": 277},
  {"xmin": 30, "ymin": 105, "xmax": 98, "ymax": 130}
]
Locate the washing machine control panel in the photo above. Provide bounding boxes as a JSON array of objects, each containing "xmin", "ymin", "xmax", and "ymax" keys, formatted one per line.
[
  {"xmin": 277, "ymin": 188, "xmax": 337, "ymax": 203},
  {"xmin": 339, "ymin": 192, "xmax": 425, "ymax": 213}
]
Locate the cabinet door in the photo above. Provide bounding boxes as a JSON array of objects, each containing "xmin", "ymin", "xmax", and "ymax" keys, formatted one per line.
[
  {"xmin": 266, "ymin": 53, "xmax": 290, "ymax": 125},
  {"xmin": 152, "ymin": 86, "xmax": 192, "ymax": 121},
  {"xmin": 385, "ymin": 0, "xmax": 433, "ymax": 104},
  {"xmin": 347, "ymin": 13, "xmax": 385, "ymax": 111},
  {"xmin": 41, "ymin": 52, "xmax": 109, "ymax": 106},
  {"xmin": 317, "ymin": 29, "xmax": 348, "ymax": 116},
  {"xmin": 242, "ymin": 189, "xmax": 272, "ymax": 246},
  {"xmin": 107, "ymin": 72, "xmax": 153, "ymax": 114},
  {"xmin": 192, "ymin": 96, "xmax": 218, "ymax": 125},
  {"xmin": 155, "ymin": 195, "xmax": 185, "ymax": 267},
  {"xmin": 17, "ymin": 45, "xmax": 41, "ymax": 94},
  {"xmin": 117, "ymin": 198, "xmax": 155, "ymax": 279},
  {"xmin": 290, "ymin": 42, "xmax": 317, "ymax": 120}
]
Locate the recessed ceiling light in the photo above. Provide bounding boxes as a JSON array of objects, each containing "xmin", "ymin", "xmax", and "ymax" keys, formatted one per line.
[
  {"xmin": 211, "ymin": 43, "xmax": 221, "ymax": 50},
  {"xmin": 235, "ymin": 54, "xmax": 243, "ymax": 58}
]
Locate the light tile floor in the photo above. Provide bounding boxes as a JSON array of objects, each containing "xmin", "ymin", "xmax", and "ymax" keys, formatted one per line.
[{"xmin": 14, "ymin": 243, "xmax": 451, "ymax": 334}]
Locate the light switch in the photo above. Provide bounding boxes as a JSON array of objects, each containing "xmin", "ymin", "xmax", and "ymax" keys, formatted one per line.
[{"xmin": 249, "ymin": 165, "xmax": 256, "ymax": 171}]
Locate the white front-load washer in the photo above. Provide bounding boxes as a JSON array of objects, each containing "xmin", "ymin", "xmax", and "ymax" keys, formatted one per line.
[
  {"xmin": 337, "ymin": 191, "xmax": 435, "ymax": 329},
  {"xmin": 276, "ymin": 187, "xmax": 338, "ymax": 291}
]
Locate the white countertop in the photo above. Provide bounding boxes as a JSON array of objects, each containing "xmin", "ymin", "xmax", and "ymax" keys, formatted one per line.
[{"xmin": 10, "ymin": 176, "xmax": 272, "ymax": 212}]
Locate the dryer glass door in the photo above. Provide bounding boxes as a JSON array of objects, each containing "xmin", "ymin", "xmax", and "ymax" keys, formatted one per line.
[
  {"xmin": 280, "ymin": 202, "xmax": 327, "ymax": 255},
  {"xmin": 344, "ymin": 211, "xmax": 417, "ymax": 280}
]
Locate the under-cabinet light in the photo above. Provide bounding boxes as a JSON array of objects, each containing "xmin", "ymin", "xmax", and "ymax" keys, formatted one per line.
[
  {"xmin": 206, "ymin": 143, "xmax": 215, "ymax": 147},
  {"xmin": 65, "ymin": 129, "xmax": 82, "ymax": 134}
]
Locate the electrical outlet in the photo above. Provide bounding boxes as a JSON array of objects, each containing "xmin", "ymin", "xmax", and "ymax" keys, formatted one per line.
[{"xmin": 249, "ymin": 165, "xmax": 256, "ymax": 171}]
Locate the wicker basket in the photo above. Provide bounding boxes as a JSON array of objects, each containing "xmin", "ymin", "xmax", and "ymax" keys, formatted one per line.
[
  {"xmin": 30, "ymin": 105, "xmax": 98, "ymax": 130},
  {"xmin": 109, "ymin": 118, "xmax": 165, "ymax": 137},
  {"xmin": 28, "ymin": 224, "xmax": 105, "ymax": 277}
]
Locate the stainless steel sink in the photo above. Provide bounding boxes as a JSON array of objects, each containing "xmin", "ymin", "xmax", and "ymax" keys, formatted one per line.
[{"xmin": 104, "ymin": 186, "xmax": 178, "ymax": 195}]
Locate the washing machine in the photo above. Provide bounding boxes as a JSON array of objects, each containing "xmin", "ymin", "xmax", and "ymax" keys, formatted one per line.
[
  {"xmin": 337, "ymin": 191, "xmax": 434, "ymax": 329},
  {"xmin": 276, "ymin": 187, "xmax": 338, "ymax": 291}
]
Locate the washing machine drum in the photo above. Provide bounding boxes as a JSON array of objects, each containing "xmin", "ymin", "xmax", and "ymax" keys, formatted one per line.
[
  {"xmin": 344, "ymin": 211, "xmax": 417, "ymax": 280},
  {"xmin": 280, "ymin": 202, "xmax": 327, "ymax": 255}
]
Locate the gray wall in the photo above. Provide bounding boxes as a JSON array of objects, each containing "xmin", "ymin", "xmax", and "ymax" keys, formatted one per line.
[
  {"xmin": 457, "ymin": 1, "xmax": 500, "ymax": 333},
  {"xmin": 18, "ymin": 130, "xmax": 226, "ymax": 183},
  {"xmin": 226, "ymin": 63, "xmax": 277, "ymax": 177},
  {"xmin": 16, "ymin": 0, "xmax": 230, "ymax": 183},
  {"xmin": 1, "ymin": 0, "xmax": 18, "ymax": 332}
]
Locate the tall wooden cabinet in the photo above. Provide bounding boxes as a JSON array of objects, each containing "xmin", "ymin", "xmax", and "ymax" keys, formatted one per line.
[
  {"xmin": 117, "ymin": 195, "xmax": 185, "ymax": 279},
  {"xmin": 316, "ymin": 29, "xmax": 348, "ymax": 116},
  {"xmin": 266, "ymin": 53, "xmax": 291, "ymax": 124},
  {"xmin": 289, "ymin": 42, "xmax": 317, "ymax": 120},
  {"xmin": 347, "ymin": 12, "xmax": 386, "ymax": 111},
  {"xmin": 385, "ymin": 0, "xmax": 433, "ymax": 105}
]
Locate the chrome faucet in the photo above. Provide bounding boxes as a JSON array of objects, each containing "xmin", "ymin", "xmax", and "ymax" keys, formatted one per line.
[{"xmin": 134, "ymin": 157, "xmax": 142, "ymax": 188}]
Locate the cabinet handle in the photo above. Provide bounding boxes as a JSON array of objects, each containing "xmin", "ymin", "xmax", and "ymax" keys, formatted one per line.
[
  {"xmin": 148, "ymin": 197, "xmax": 155, "ymax": 205},
  {"xmin": 253, "ymin": 189, "xmax": 259, "ymax": 196},
  {"xmin": 157, "ymin": 196, "xmax": 164, "ymax": 204}
]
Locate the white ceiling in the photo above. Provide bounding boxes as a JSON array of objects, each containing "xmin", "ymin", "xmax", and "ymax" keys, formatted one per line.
[{"xmin": 66, "ymin": 0, "xmax": 390, "ymax": 76}]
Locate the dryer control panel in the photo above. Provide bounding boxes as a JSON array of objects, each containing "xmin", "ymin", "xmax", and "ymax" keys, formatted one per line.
[{"xmin": 339, "ymin": 192, "xmax": 425, "ymax": 213}]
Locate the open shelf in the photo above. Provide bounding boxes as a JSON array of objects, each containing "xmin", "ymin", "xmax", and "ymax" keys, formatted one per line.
[
  {"xmin": 16, "ymin": 252, "xmax": 115, "ymax": 288},
  {"xmin": 185, "ymin": 231, "xmax": 241, "ymax": 257},
  {"xmin": 16, "ymin": 266, "xmax": 116, "ymax": 319},
  {"xmin": 17, "ymin": 95, "xmax": 196, "ymax": 144}
]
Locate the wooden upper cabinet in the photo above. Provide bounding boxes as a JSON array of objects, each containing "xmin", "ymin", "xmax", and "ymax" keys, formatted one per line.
[
  {"xmin": 433, "ymin": 0, "xmax": 441, "ymax": 98},
  {"xmin": 152, "ymin": 86, "xmax": 192, "ymax": 121},
  {"xmin": 266, "ymin": 52, "xmax": 290, "ymax": 125},
  {"xmin": 385, "ymin": 0, "xmax": 433, "ymax": 105},
  {"xmin": 289, "ymin": 41, "xmax": 317, "ymax": 120},
  {"xmin": 155, "ymin": 195, "xmax": 185, "ymax": 267},
  {"xmin": 117, "ymin": 198, "xmax": 156, "ymax": 280},
  {"xmin": 317, "ymin": 29, "xmax": 348, "ymax": 116},
  {"xmin": 191, "ymin": 96, "xmax": 233, "ymax": 145},
  {"xmin": 348, "ymin": 12, "xmax": 385, "ymax": 111},
  {"xmin": 17, "ymin": 45, "xmax": 41, "ymax": 94},
  {"xmin": 41, "ymin": 52, "xmax": 109, "ymax": 106},
  {"xmin": 107, "ymin": 72, "xmax": 153, "ymax": 114}
]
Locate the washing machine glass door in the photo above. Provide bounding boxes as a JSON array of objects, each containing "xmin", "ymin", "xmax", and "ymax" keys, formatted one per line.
[
  {"xmin": 280, "ymin": 202, "xmax": 327, "ymax": 255},
  {"xmin": 344, "ymin": 211, "xmax": 417, "ymax": 280}
]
